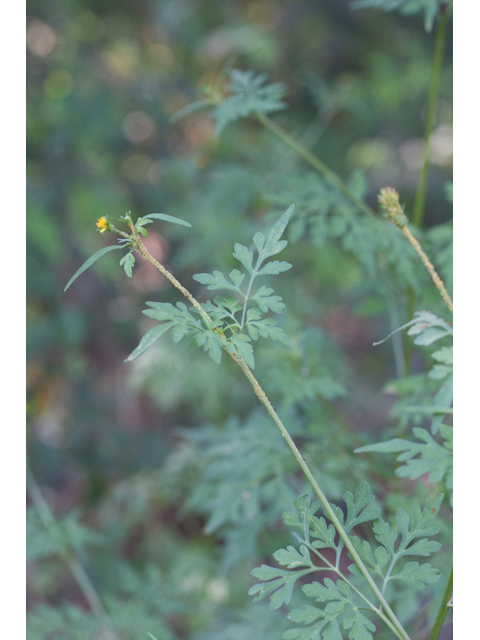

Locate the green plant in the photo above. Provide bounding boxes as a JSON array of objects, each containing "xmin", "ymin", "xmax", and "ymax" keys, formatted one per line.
[
  {"xmin": 29, "ymin": 2, "xmax": 452, "ymax": 638},
  {"xmin": 63, "ymin": 185, "xmax": 451, "ymax": 638}
]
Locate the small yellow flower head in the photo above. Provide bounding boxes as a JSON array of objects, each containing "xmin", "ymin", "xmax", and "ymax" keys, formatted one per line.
[{"xmin": 96, "ymin": 216, "xmax": 110, "ymax": 234}]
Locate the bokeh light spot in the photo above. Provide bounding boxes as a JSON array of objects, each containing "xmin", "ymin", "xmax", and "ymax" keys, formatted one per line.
[
  {"xmin": 121, "ymin": 111, "xmax": 156, "ymax": 144},
  {"xmin": 27, "ymin": 19, "xmax": 57, "ymax": 57}
]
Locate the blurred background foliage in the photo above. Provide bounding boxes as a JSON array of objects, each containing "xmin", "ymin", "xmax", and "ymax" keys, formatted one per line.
[{"xmin": 26, "ymin": 0, "xmax": 452, "ymax": 638}]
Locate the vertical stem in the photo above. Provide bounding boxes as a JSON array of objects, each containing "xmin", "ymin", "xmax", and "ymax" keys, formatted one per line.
[
  {"xmin": 412, "ymin": 7, "xmax": 449, "ymax": 228},
  {"xmin": 27, "ymin": 462, "xmax": 120, "ymax": 640},
  {"xmin": 429, "ymin": 567, "xmax": 453, "ymax": 640}
]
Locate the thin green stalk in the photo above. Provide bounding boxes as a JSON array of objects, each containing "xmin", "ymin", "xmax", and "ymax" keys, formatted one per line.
[
  {"xmin": 256, "ymin": 112, "xmax": 377, "ymax": 220},
  {"xmin": 128, "ymin": 229, "xmax": 411, "ymax": 640},
  {"xmin": 412, "ymin": 7, "xmax": 449, "ymax": 228},
  {"xmin": 429, "ymin": 567, "xmax": 453, "ymax": 640},
  {"xmin": 27, "ymin": 461, "xmax": 120, "ymax": 640},
  {"xmin": 232, "ymin": 356, "xmax": 410, "ymax": 640}
]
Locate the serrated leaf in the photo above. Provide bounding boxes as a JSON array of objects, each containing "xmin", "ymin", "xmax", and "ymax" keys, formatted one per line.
[
  {"xmin": 64, "ymin": 245, "xmax": 123, "ymax": 291},
  {"xmin": 142, "ymin": 213, "xmax": 192, "ymax": 227}
]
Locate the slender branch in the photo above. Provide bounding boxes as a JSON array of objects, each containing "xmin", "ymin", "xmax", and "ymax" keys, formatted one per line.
[
  {"xmin": 429, "ymin": 567, "xmax": 453, "ymax": 640},
  {"xmin": 27, "ymin": 461, "xmax": 120, "ymax": 640},
  {"xmin": 127, "ymin": 230, "xmax": 411, "ymax": 640},
  {"xmin": 255, "ymin": 112, "xmax": 377, "ymax": 220},
  {"xmin": 412, "ymin": 7, "xmax": 449, "ymax": 228},
  {"xmin": 231, "ymin": 356, "xmax": 410, "ymax": 640}
]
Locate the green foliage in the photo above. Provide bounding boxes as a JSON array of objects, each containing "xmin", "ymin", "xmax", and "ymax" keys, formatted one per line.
[
  {"xmin": 249, "ymin": 489, "xmax": 443, "ymax": 638},
  {"xmin": 175, "ymin": 69, "xmax": 288, "ymax": 135},
  {"xmin": 127, "ymin": 206, "xmax": 294, "ymax": 368},
  {"xmin": 29, "ymin": 1, "xmax": 452, "ymax": 637},
  {"xmin": 350, "ymin": 0, "xmax": 447, "ymax": 32},
  {"xmin": 356, "ymin": 426, "xmax": 452, "ymax": 504}
]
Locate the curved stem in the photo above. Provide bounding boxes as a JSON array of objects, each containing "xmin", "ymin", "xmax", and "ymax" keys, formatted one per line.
[
  {"xmin": 412, "ymin": 7, "xmax": 449, "ymax": 228},
  {"xmin": 429, "ymin": 567, "xmax": 453, "ymax": 640}
]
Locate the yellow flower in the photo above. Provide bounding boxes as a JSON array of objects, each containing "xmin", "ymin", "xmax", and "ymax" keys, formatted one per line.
[{"xmin": 96, "ymin": 216, "xmax": 109, "ymax": 233}]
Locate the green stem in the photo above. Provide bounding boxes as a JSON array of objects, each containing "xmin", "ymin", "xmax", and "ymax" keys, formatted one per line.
[
  {"xmin": 256, "ymin": 112, "xmax": 377, "ymax": 220},
  {"xmin": 412, "ymin": 7, "xmax": 449, "ymax": 228},
  {"xmin": 429, "ymin": 567, "xmax": 453, "ymax": 640},
  {"xmin": 26, "ymin": 461, "xmax": 120, "ymax": 640},
  {"xmin": 130, "ymin": 234, "xmax": 411, "ymax": 640},
  {"xmin": 232, "ymin": 355, "xmax": 410, "ymax": 640}
]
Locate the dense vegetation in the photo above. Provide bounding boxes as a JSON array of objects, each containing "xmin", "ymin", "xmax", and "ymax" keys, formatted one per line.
[{"xmin": 27, "ymin": 1, "xmax": 452, "ymax": 638}]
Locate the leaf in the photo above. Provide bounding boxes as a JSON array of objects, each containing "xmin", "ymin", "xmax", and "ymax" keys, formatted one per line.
[
  {"xmin": 342, "ymin": 482, "xmax": 380, "ymax": 533},
  {"xmin": 347, "ymin": 536, "xmax": 390, "ymax": 575},
  {"xmin": 256, "ymin": 260, "xmax": 293, "ymax": 276},
  {"xmin": 120, "ymin": 251, "xmax": 135, "ymax": 277},
  {"xmin": 233, "ymin": 243, "xmax": 254, "ymax": 274},
  {"xmin": 230, "ymin": 333, "xmax": 255, "ymax": 368},
  {"xmin": 350, "ymin": 0, "xmax": 444, "ymax": 32},
  {"xmin": 431, "ymin": 373, "xmax": 453, "ymax": 434},
  {"xmin": 389, "ymin": 561, "xmax": 441, "ymax": 589},
  {"xmin": 249, "ymin": 564, "xmax": 314, "ymax": 610},
  {"xmin": 64, "ymin": 245, "xmax": 123, "ymax": 291},
  {"xmin": 356, "ymin": 427, "xmax": 452, "ymax": 487},
  {"xmin": 211, "ymin": 69, "xmax": 287, "ymax": 135},
  {"xmin": 308, "ymin": 516, "xmax": 336, "ymax": 550},
  {"xmin": 125, "ymin": 323, "xmax": 173, "ymax": 361},
  {"xmin": 274, "ymin": 545, "xmax": 314, "ymax": 569},
  {"xmin": 193, "ymin": 270, "xmax": 244, "ymax": 294},
  {"xmin": 341, "ymin": 609, "xmax": 376, "ymax": 640},
  {"xmin": 246, "ymin": 317, "xmax": 292, "ymax": 347},
  {"xmin": 373, "ymin": 310, "xmax": 452, "ymax": 347},
  {"xmin": 263, "ymin": 205, "xmax": 295, "ymax": 257},
  {"xmin": 250, "ymin": 286, "xmax": 286, "ymax": 313},
  {"xmin": 142, "ymin": 213, "xmax": 192, "ymax": 227}
]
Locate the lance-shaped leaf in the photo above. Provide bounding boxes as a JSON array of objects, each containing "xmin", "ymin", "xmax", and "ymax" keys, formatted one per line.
[
  {"xmin": 125, "ymin": 323, "xmax": 174, "ymax": 362},
  {"xmin": 141, "ymin": 213, "xmax": 192, "ymax": 227},
  {"xmin": 263, "ymin": 205, "xmax": 294, "ymax": 258},
  {"xmin": 64, "ymin": 245, "xmax": 123, "ymax": 291}
]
